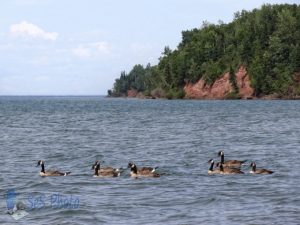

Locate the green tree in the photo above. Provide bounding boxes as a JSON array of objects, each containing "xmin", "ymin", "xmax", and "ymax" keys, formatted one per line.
[{"xmin": 109, "ymin": 4, "xmax": 300, "ymax": 98}]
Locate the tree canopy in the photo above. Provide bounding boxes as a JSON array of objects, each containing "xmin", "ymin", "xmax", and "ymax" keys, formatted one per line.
[{"xmin": 108, "ymin": 4, "xmax": 300, "ymax": 99}]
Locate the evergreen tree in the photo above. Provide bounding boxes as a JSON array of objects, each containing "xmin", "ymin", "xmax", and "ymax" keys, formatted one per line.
[{"xmin": 109, "ymin": 4, "xmax": 300, "ymax": 98}]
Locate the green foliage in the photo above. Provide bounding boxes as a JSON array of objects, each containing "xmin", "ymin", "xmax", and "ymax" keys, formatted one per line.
[
  {"xmin": 107, "ymin": 89, "xmax": 113, "ymax": 97},
  {"xmin": 166, "ymin": 88, "xmax": 185, "ymax": 99},
  {"xmin": 150, "ymin": 88, "xmax": 165, "ymax": 99},
  {"xmin": 201, "ymin": 60, "xmax": 223, "ymax": 85},
  {"xmin": 109, "ymin": 4, "xmax": 300, "ymax": 98}
]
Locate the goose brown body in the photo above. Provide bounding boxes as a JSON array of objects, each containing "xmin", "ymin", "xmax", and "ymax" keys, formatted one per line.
[
  {"xmin": 128, "ymin": 162, "xmax": 157, "ymax": 174},
  {"xmin": 93, "ymin": 161, "xmax": 120, "ymax": 177},
  {"xmin": 218, "ymin": 151, "xmax": 246, "ymax": 168},
  {"xmin": 129, "ymin": 163, "xmax": 160, "ymax": 178},
  {"xmin": 37, "ymin": 160, "xmax": 71, "ymax": 177},
  {"xmin": 92, "ymin": 161, "xmax": 120, "ymax": 173},
  {"xmin": 250, "ymin": 162, "xmax": 273, "ymax": 174},
  {"xmin": 216, "ymin": 162, "xmax": 244, "ymax": 174}
]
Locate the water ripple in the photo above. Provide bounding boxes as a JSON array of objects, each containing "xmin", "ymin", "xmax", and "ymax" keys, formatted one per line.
[{"xmin": 1, "ymin": 97, "xmax": 300, "ymax": 224}]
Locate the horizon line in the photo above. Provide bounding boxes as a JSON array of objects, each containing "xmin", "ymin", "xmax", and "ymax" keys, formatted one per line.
[{"xmin": 0, "ymin": 95, "xmax": 106, "ymax": 97}]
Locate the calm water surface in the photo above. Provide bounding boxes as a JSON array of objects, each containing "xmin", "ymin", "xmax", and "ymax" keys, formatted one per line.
[{"xmin": 0, "ymin": 97, "xmax": 299, "ymax": 225}]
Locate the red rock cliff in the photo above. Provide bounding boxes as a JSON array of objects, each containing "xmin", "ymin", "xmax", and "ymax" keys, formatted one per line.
[{"xmin": 184, "ymin": 67, "xmax": 254, "ymax": 99}]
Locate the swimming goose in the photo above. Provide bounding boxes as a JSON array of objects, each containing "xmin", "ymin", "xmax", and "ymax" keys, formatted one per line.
[
  {"xmin": 37, "ymin": 160, "xmax": 71, "ymax": 177},
  {"xmin": 129, "ymin": 163, "xmax": 160, "ymax": 178},
  {"xmin": 127, "ymin": 162, "xmax": 157, "ymax": 174},
  {"xmin": 216, "ymin": 162, "xmax": 244, "ymax": 174},
  {"xmin": 92, "ymin": 161, "xmax": 120, "ymax": 173},
  {"xmin": 218, "ymin": 151, "xmax": 247, "ymax": 168},
  {"xmin": 250, "ymin": 162, "xmax": 273, "ymax": 174},
  {"xmin": 207, "ymin": 159, "xmax": 221, "ymax": 174},
  {"xmin": 93, "ymin": 161, "xmax": 120, "ymax": 177}
]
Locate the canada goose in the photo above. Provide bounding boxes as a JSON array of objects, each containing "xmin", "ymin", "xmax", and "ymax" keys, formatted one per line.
[
  {"xmin": 218, "ymin": 151, "xmax": 246, "ymax": 168},
  {"xmin": 93, "ymin": 161, "xmax": 120, "ymax": 177},
  {"xmin": 216, "ymin": 162, "xmax": 244, "ymax": 174},
  {"xmin": 129, "ymin": 163, "xmax": 160, "ymax": 178},
  {"xmin": 127, "ymin": 162, "xmax": 157, "ymax": 173},
  {"xmin": 207, "ymin": 159, "xmax": 221, "ymax": 174},
  {"xmin": 92, "ymin": 161, "xmax": 120, "ymax": 173},
  {"xmin": 250, "ymin": 162, "xmax": 273, "ymax": 174},
  {"xmin": 37, "ymin": 160, "xmax": 71, "ymax": 177}
]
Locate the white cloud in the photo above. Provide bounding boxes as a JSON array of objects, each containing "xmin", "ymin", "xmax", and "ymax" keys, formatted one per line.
[
  {"xmin": 72, "ymin": 41, "xmax": 111, "ymax": 59},
  {"xmin": 10, "ymin": 21, "xmax": 58, "ymax": 41},
  {"xmin": 72, "ymin": 46, "xmax": 91, "ymax": 58},
  {"xmin": 93, "ymin": 41, "xmax": 110, "ymax": 54}
]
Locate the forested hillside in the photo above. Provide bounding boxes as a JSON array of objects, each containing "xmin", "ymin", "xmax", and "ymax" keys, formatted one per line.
[{"xmin": 108, "ymin": 4, "xmax": 300, "ymax": 99}]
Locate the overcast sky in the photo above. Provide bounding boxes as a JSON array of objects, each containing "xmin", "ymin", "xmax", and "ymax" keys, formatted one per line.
[{"xmin": 0, "ymin": 0, "xmax": 298, "ymax": 95}]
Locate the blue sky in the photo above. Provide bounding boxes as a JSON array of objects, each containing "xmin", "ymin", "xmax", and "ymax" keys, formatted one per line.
[{"xmin": 0, "ymin": 0, "xmax": 298, "ymax": 95}]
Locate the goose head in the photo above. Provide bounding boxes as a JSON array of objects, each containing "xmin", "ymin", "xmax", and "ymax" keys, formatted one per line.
[
  {"xmin": 128, "ymin": 163, "xmax": 137, "ymax": 173},
  {"xmin": 37, "ymin": 160, "xmax": 44, "ymax": 167},
  {"xmin": 93, "ymin": 161, "xmax": 100, "ymax": 176},
  {"xmin": 92, "ymin": 160, "xmax": 100, "ymax": 170},
  {"xmin": 218, "ymin": 151, "xmax": 224, "ymax": 157},
  {"xmin": 250, "ymin": 162, "xmax": 256, "ymax": 171},
  {"xmin": 207, "ymin": 159, "xmax": 214, "ymax": 164},
  {"xmin": 92, "ymin": 160, "xmax": 99, "ymax": 170}
]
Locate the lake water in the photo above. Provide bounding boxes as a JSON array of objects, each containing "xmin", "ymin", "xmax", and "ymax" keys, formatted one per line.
[{"xmin": 0, "ymin": 96, "xmax": 300, "ymax": 225}]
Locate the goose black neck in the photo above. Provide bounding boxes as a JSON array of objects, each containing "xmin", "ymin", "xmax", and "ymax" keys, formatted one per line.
[
  {"xmin": 221, "ymin": 155, "xmax": 225, "ymax": 164},
  {"xmin": 209, "ymin": 162, "xmax": 214, "ymax": 171},
  {"xmin": 95, "ymin": 164, "xmax": 100, "ymax": 176},
  {"xmin": 252, "ymin": 164, "xmax": 256, "ymax": 172},
  {"xmin": 219, "ymin": 164, "xmax": 224, "ymax": 172},
  {"xmin": 131, "ymin": 165, "xmax": 137, "ymax": 174},
  {"xmin": 41, "ymin": 164, "xmax": 45, "ymax": 173}
]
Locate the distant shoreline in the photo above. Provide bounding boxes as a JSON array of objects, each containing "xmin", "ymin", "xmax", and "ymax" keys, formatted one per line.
[
  {"xmin": 106, "ymin": 95, "xmax": 300, "ymax": 100},
  {"xmin": 0, "ymin": 95, "xmax": 105, "ymax": 97}
]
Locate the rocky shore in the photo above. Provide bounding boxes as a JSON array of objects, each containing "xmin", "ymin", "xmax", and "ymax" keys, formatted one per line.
[{"xmin": 119, "ymin": 67, "xmax": 300, "ymax": 100}]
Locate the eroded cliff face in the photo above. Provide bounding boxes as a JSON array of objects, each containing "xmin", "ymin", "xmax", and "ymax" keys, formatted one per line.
[
  {"xmin": 184, "ymin": 67, "xmax": 254, "ymax": 99},
  {"xmin": 127, "ymin": 89, "xmax": 138, "ymax": 97},
  {"xmin": 127, "ymin": 89, "xmax": 146, "ymax": 98}
]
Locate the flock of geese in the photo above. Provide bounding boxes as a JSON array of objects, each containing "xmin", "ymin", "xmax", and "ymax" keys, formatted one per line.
[
  {"xmin": 208, "ymin": 151, "xmax": 273, "ymax": 174},
  {"xmin": 36, "ymin": 150, "xmax": 273, "ymax": 178},
  {"xmin": 36, "ymin": 160, "xmax": 160, "ymax": 178}
]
